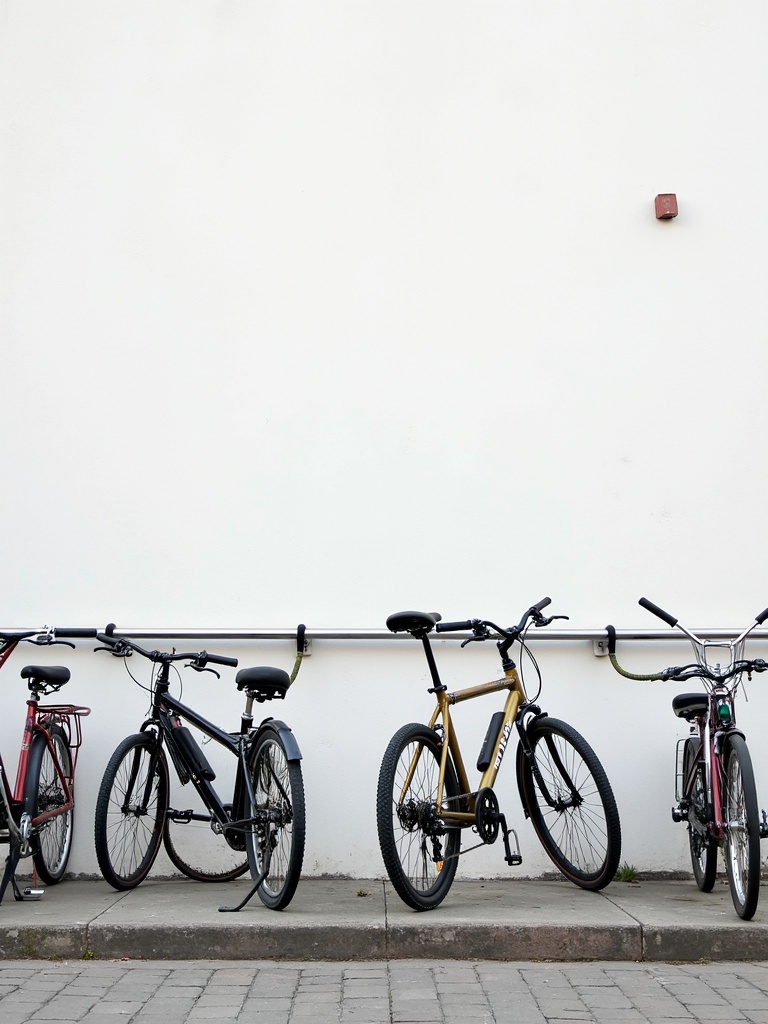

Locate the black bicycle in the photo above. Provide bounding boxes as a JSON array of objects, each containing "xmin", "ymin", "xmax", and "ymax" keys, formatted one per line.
[{"xmin": 93, "ymin": 624, "xmax": 306, "ymax": 912}]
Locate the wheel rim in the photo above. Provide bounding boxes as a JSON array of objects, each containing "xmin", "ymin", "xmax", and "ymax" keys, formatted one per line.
[
  {"xmin": 389, "ymin": 738, "xmax": 450, "ymax": 894},
  {"xmin": 725, "ymin": 751, "xmax": 751, "ymax": 904},
  {"xmin": 105, "ymin": 745, "xmax": 163, "ymax": 881},
  {"xmin": 252, "ymin": 739, "xmax": 296, "ymax": 898},
  {"xmin": 37, "ymin": 736, "xmax": 72, "ymax": 874},
  {"xmin": 529, "ymin": 730, "xmax": 610, "ymax": 877}
]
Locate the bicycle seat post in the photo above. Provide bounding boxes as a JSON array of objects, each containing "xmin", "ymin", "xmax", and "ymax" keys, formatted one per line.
[{"xmin": 420, "ymin": 633, "xmax": 445, "ymax": 693}]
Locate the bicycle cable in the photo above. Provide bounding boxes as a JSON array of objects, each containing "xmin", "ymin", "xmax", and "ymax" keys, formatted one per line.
[{"xmin": 517, "ymin": 621, "xmax": 543, "ymax": 704}]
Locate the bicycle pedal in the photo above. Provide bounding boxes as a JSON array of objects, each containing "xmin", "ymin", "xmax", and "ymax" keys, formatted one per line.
[
  {"xmin": 671, "ymin": 805, "xmax": 688, "ymax": 823},
  {"xmin": 502, "ymin": 825, "xmax": 522, "ymax": 866}
]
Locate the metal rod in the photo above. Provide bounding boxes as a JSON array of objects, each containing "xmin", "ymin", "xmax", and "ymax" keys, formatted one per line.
[{"xmin": 4, "ymin": 626, "xmax": 768, "ymax": 643}]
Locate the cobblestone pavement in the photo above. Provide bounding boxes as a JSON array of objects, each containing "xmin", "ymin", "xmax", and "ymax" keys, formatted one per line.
[{"xmin": 2, "ymin": 960, "xmax": 768, "ymax": 1024}]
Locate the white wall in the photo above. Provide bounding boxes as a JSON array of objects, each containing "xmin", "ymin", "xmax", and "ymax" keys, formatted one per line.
[{"xmin": 2, "ymin": 2, "xmax": 767, "ymax": 880}]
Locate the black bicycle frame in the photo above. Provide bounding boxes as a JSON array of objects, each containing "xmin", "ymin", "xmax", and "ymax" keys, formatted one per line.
[{"xmin": 147, "ymin": 679, "xmax": 253, "ymax": 833}]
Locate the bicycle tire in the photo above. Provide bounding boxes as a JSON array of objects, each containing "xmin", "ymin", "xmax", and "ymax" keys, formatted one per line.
[
  {"xmin": 163, "ymin": 781, "xmax": 250, "ymax": 882},
  {"xmin": 94, "ymin": 733, "xmax": 169, "ymax": 891},
  {"xmin": 246, "ymin": 729, "xmax": 305, "ymax": 910},
  {"xmin": 518, "ymin": 716, "xmax": 621, "ymax": 890},
  {"xmin": 24, "ymin": 724, "xmax": 74, "ymax": 884},
  {"xmin": 722, "ymin": 733, "xmax": 761, "ymax": 920},
  {"xmin": 376, "ymin": 723, "xmax": 462, "ymax": 911},
  {"xmin": 682, "ymin": 737, "xmax": 717, "ymax": 892}
]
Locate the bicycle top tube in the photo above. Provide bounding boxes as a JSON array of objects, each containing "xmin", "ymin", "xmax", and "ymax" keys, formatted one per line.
[{"xmin": 606, "ymin": 598, "xmax": 768, "ymax": 686}]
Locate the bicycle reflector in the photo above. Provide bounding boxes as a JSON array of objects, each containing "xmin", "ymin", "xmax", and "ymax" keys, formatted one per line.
[{"xmin": 717, "ymin": 700, "xmax": 732, "ymax": 725}]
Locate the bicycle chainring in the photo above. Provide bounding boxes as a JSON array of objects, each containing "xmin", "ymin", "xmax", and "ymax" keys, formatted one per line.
[{"xmin": 474, "ymin": 787, "xmax": 500, "ymax": 844}]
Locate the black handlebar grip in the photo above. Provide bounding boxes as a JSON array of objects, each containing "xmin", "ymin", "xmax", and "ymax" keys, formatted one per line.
[
  {"xmin": 756, "ymin": 608, "xmax": 768, "ymax": 625},
  {"xmin": 533, "ymin": 597, "xmax": 552, "ymax": 612},
  {"xmin": 56, "ymin": 628, "xmax": 98, "ymax": 639},
  {"xmin": 639, "ymin": 597, "xmax": 678, "ymax": 628},
  {"xmin": 436, "ymin": 620, "xmax": 473, "ymax": 633},
  {"xmin": 206, "ymin": 653, "xmax": 239, "ymax": 668}
]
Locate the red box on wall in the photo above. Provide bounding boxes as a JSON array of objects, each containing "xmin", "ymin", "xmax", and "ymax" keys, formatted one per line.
[{"xmin": 655, "ymin": 194, "xmax": 678, "ymax": 219}]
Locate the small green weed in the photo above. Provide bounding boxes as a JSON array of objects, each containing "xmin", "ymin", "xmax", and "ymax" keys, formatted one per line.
[{"xmin": 614, "ymin": 862, "xmax": 639, "ymax": 883}]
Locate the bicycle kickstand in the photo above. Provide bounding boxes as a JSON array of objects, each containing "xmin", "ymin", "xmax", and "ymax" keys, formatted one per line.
[
  {"xmin": 218, "ymin": 864, "xmax": 270, "ymax": 913},
  {"xmin": 0, "ymin": 846, "xmax": 44, "ymax": 906}
]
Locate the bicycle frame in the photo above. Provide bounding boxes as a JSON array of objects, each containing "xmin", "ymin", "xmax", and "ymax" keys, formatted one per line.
[
  {"xmin": 145, "ymin": 670, "xmax": 300, "ymax": 842},
  {"xmin": 419, "ymin": 668, "xmax": 527, "ymax": 827},
  {"xmin": 675, "ymin": 627, "xmax": 754, "ymax": 844},
  {"xmin": 1, "ymin": 638, "xmax": 88, "ymax": 837}
]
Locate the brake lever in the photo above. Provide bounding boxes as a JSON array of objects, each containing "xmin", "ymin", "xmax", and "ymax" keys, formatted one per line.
[
  {"xmin": 30, "ymin": 636, "xmax": 76, "ymax": 649},
  {"xmin": 94, "ymin": 643, "xmax": 132, "ymax": 657},
  {"xmin": 534, "ymin": 614, "xmax": 569, "ymax": 628},
  {"xmin": 189, "ymin": 661, "xmax": 221, "ymax": 679},
  {"xmin": 460, "ymin": 624, "xmax": 492, "ymax": 648}
]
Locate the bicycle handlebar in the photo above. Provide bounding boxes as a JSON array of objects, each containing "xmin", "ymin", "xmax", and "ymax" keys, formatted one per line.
[
  {"xmin": 95, "ymin": 628, "xmax": 238, "ymax": 669},
  {"xmin": 435, "ymin": 598, "xmax": 558, "ymax": 640},
  {"xmin": 0, "ymin": 627, "xmax": 98, "ymax": 648},
  {"xmin": 659, "ymin": 658, "xmax": 768, "ymax": 683},
  {"xmin": 606, "ymin": 596, "xmax": 768, "ymax": 684},
  {"xmin": 638, "ymin": 597, "xmax": 678, "ymax": 627}
]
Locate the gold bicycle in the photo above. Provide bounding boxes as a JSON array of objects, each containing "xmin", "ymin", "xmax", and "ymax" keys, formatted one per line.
[{"xmin": 376, "ymin": 598, "xmax": 621, "ymax": 910}]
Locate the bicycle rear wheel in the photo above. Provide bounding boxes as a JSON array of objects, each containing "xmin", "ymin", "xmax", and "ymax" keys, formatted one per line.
[
  {"xmin": 163, "ymin": 782, "xmax": 249, "ymax": 882},
  {"xmin": 246, "ymin": 729, "xmax": 305, "ymax": 910},
  {"xmin": 94, "ymin": 733, "xmax": 169, "ymax": 890},
  {"xmin": 376, "ymin": 723, "xmax": 462, "ymax": 911},
  {"xmin": 24, "ymin": 724, "xmax": 73, "ymax": 884},
  {"xmin": 682, "ymin": 737, "xmax": 717, "ymax": 892},
  {"xmin": 722, "ymin": 733, "xmax": 761, "ymax": 920},
  {"xmin": 518, "ymin": 716, "xmax": 621, "ymax": 890}
]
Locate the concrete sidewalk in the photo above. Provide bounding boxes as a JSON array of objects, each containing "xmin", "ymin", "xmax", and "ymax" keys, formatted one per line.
[{"xmin": 0, "ymin": 877, "xmax": 766, "ymax": 963}]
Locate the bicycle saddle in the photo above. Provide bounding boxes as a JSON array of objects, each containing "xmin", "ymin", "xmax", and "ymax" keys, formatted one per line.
[
  {"xmin": 672, "ymin": 693, "xmax": 708, "ymax": 721},
  {"xmin": 20, "ymin": 665, "xmax": 71, "ymax": 688},
  {"xmin": 386, "ymin": 611, "xmax": 441, "ymax": 636},
  {"xmin": 236, "ymin": 666, "xmax": 290, "ymax": 702}
]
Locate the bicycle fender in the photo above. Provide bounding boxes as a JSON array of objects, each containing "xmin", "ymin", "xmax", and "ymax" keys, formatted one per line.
[{"xmin": 255, "ymin": 718, "xmax": 302, "ymax": 761}]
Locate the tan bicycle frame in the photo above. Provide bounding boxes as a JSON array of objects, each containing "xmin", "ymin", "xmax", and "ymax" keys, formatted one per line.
[{"xmin": 399, "ymin": 663, "xmax": 528, "ymax": 827}]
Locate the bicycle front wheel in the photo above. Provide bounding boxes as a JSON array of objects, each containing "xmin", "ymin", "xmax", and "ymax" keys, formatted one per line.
[
  {"xmin": 376, "ymin": 723, "xmax": 462, "ymax": 911},
  {"xmin": 94, "ymin": 733, "xmax": 169, "ymax": 891},
  {"xmin": 246, "ymin": 730, "xmax": 305, "ymax": 910},
  {"xmin": 682, "ymin": 737, "xmax": 717, "ymax": 892},
  {"xmin": 518, "ymin": 716, "xmax": 621, "ymax": 890},
  {"xmin": 24, "ymin": 724, "xmax": 74, "ymax": 884},
  {"xmin": 722, "ymin": 733, "xmax": 761, "ymax": 920}
]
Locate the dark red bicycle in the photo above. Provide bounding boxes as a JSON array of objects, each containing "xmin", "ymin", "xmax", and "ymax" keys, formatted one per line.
[{"xmin": 0, "ymin": 627, "xmax": 94, "ymax": 904}]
